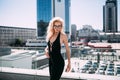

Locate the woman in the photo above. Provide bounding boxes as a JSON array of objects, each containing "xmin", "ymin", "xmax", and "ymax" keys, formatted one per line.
[{"xmin": 45, "ymin": 17, "xmax": 71, "ymax": 80}]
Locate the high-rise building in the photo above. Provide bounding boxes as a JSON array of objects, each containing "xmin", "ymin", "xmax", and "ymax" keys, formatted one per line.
[
  {"xmin": 71, "ymin": 24, "xmax": 77, "ymax": 41},
  {"xmin": 37, "ymin": 0, "xmax": 52, "ymax": 37},
  {"xmin": 103, "ymin": 0, "xmax": 118, "ymax": 32},
  {"xmin": 37, "ymin": 0, "xmax": 70, "ymax": 37},
  {"xmin": 52, "ymin": 0, "xmax": 71, "ymax": 35}
]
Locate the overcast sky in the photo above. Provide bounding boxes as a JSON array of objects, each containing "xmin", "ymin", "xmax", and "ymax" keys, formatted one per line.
[{"xmin": 0, "ymin": 0, "xmax": 119, "ymax": 31}]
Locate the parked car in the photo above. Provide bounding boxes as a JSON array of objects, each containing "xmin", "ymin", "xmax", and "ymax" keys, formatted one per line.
[
  {"xmin": 80, "ymin": 65, "xmax": 89, "ymax": 73},
  {"xmin": 91, "ymin": 62, "xmax": 99, "ymax": 70},
  {"xmin": 100, "ymin": 60, "xmax": 108, "ymax": 66},
  {"xmin": 114, "ymin": 64, "xmax": 120, "ymax": 70},
  {"xmin": 87, "ymin": 67, "xmax": 96, "ymax": 74},
  {"xmin": 105, "ymin": 68, "xmax": 114, "ymax": 75},
  {"xmin": 86, "ymin": 60, "xmax": 92, "ymax": 65},
  {"xmin": 96, "ymin": 67, "xmax": 105, "ymax": 75},
  {"xmin": 115, "ymin": 69, "xmax": 120, "ymax": 76}
]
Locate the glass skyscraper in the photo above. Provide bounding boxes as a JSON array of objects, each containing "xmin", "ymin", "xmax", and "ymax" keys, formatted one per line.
[
  {"xmin": 37, "ymin": 0, "xmax": 52, "ymax": 37},
  {"xmin": 37, "ymin": 0, "xmax": 70, "ymax": 37},
  {"xmin": 65, "ymin": 0, "xmax": 70, "ymax": 34},
  {"xmin": 103, "ymin": 0, "xmax": 118, "ymax": 32}
]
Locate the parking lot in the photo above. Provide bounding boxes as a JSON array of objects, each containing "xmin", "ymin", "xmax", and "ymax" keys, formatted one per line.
[
  {"xmin": 69, "ymin": 58, "xmax": 120, "ymax": 76},
  {"xmin": 42, "ymin": 58, "xmax": 120, "ymax": 80}
]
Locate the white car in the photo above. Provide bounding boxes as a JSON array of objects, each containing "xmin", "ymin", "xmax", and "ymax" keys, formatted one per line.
[
  {"xmin": 114, "ymin": 64, "xmax": 120, "ymax": 70},
  {"xmin": 105, "ymin": 68, "xmax": 114, "ymax": 75},
  {"xmin": 96, "ymin": 67, "xmax": 105, "ymax": 75}
]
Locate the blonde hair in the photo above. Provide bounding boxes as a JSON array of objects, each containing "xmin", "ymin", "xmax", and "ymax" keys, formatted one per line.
[{"xmin": 46, "ymin": 17, "xmax": 65, "ymax": 42}]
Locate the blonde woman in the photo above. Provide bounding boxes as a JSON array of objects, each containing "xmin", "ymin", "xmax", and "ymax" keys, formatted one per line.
[{"xmin": 45, "ymin": 17, "xmax": 71, "ymax": 80}]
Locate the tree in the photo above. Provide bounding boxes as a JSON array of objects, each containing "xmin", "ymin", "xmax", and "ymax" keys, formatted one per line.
[
  {"xmin": 14, "ymin": 39, "xmax": 22, "ymax": 46},
  {"xmin": 38, "ymin": 20, "xmax": 49, "ymax": 36}
]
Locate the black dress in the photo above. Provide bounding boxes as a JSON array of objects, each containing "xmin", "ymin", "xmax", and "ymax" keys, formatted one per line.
[{"xmin": 48, "ymin": 32, "xmax": 64, "ymax": 80}]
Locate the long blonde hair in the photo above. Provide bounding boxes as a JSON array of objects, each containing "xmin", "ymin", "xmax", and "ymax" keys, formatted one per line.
[{"xmin": 46, "ymin": 17, "xmax": 65, "ymax": 42}]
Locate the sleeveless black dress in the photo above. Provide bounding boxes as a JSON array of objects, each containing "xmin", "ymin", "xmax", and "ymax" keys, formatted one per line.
[{"xmin": 48, "ymin": 32, "xmax": 64, "ymax": 80}]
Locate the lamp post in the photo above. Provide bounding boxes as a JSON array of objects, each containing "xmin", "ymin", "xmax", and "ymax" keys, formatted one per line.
[{"xmin": 97, "ymin": 52, "xmax": 100, "ymax": 64}]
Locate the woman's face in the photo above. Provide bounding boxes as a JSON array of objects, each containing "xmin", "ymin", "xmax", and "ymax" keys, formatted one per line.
[{"xmin": 53, "ymin": 21, "xmax": 62, "ymax": 33}]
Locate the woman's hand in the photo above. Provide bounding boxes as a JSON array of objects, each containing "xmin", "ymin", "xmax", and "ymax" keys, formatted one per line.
[
  {"xmin": 65, "ymin": 63, "xmax": 71, "ymax": 72},
  {"xmin": 45, "ymin": 47, "xmax": 50, "ymax": 58},
  {"xmin": 45, "ymin": 52, "xmax": 50, "ymax": 58}
]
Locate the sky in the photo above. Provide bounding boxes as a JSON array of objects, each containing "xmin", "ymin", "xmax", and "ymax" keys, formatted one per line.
[
  {"xmin": 0, "ymin": 0, "xmax": 37, "ymax": 29},
  {"xmin": 0, "ymin": 0, "xmax": 120, "ymax": 31},
  {"xmin": 71, "ymin": 0, "xmax": 120, "ymax": 30}
]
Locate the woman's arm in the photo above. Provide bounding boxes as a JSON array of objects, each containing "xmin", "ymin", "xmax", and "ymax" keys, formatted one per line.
[
  {"xmin": 44, "ymin": 46, "xmax": 50, "ymax": 58},
  {"xmin": 63, "ymin": 34, "xmax": 71, "ymax": 72}
]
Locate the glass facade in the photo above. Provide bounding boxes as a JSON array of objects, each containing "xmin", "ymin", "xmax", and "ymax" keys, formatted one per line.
[
  {"xmin": 37, "ymin": 0, "xmax": 70, "ymax": 36},
  {"xmin": 37, "ymin": 0, "xmax": 52, "ymax": 37},
  {"xmin": 65, "ymin": 0, "xmax": 70, "ymax": 34}
]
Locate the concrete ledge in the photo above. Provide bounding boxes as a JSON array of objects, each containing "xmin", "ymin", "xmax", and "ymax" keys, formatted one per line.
[
  {"xmin": 0, "ymin": 67, "xmax": 81, "ymax": 80},
  {"xmin": 0, "ymin": 72, "xmax": 85, "ymax": 80},
  {"xmin": 0, "ymin": 67, "xmax": 120, "ymax": 80}
]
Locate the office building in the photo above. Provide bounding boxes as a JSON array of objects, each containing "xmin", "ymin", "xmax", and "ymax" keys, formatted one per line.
[
  {"xmin": 37, "ymin": 0, "xmax": 52, "ymax": 36},
  {"xmin": 0, "ymin": 26, "xmax": 36, "ymax": 46},
  {"xmin": 52, "ymin": 0, "xmax": 71, "ymax": 35},
  {"xmin": 37, "ymin": 0, "xmax": 71, "ymax": 37},
  {"xmin": 103, "ymin": 0, "xmax": 118, "ymax": 32},
  {"xmin": 71, "ymin": 24, "xmax": 77, "ymax": 41}
]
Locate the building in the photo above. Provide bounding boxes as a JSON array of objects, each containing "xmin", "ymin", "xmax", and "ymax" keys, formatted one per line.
[
  {"xmin": 37, "ymin": 0, "xmax": 71, "ymax": 37},
  {"xmin": 100, "ymin": 32, "xmax": 120, "ymax": 43},
  {"xmin": 0, "ymin": 26, "xmax": 36, "ymax": 46},
  {"xmin": 71, "ymin": 24, "xmax": 77, "ymax": 41},
  {"xmin": 37, "ymin": 0, "xmax": 52, "ymax": 37},
  {"xmin": 103, "ymin": 0, "xmax": 118, "ymax": 32},
  {"xmin": 78, "ymin": 25, "xmax": 100, "ymax": 41},
  {"xmin": 52, "ymin": 0, "xmax": 71, "ymax": 35}
]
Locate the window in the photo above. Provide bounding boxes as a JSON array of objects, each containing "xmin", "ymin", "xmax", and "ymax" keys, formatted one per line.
[{"xmin": 57, "ymin": 0, "xmax": 61, "ymax": 2}]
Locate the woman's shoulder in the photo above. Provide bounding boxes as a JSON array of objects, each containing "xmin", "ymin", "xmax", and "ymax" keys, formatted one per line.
[
  {"xmin": 60, "ymin": 32, "xmax": 67, "ymax": 37},
  {"xmin": 60, "ymin": 32, "xmax": 68, "ymax": 40}
]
